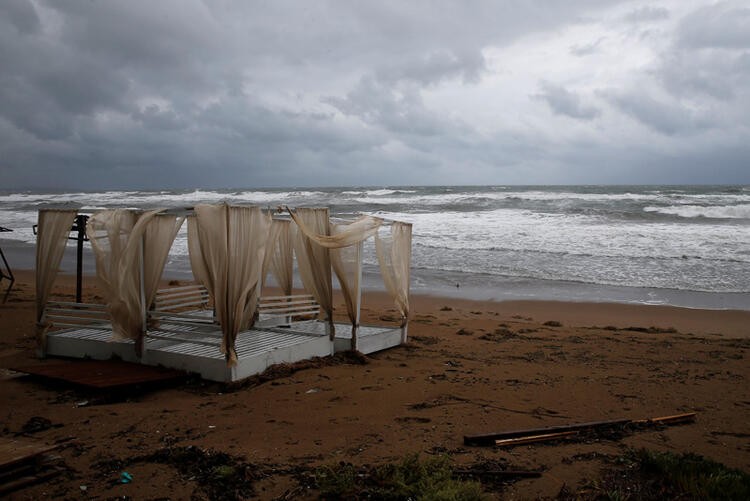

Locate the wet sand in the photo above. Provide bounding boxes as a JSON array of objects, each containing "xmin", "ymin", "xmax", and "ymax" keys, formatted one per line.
[{"xmin": 1, "ymin": 270, "xmax": 749, "ymax": 499}]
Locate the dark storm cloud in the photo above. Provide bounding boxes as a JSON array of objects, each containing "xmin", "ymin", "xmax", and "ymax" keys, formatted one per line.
[
  {"xmin": 535, "ymin": 82, "xmax": 601, "ymax": 120},
  {"xmin": 603, "ymin": 91, "xmax": 699, "ymax": 135},
  {"xmin": 0, "ymin": 0, "xmax": 41, "ymax": 34},
  {"xmin": 1, "ymin": 0, "xmax": 749, "ymax": 189}
]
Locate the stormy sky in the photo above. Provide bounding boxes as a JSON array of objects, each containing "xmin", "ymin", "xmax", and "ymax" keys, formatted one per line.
[{"xmin": 1, "ymin": 0, "xmax": 749, "ymax": 189}]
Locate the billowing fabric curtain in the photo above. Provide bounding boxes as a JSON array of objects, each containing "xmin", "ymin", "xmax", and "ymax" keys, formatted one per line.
[
  {"xmin": 261, "ymin": 219, "xmax": 294, "ymax": 295},
  {"xmin": 193, "ymin": 204, "xmax": 271, "ymax": 364},
  {"xmin": 289, "ymin": 211, "xmax": 384, "ymax": 343},
  {"xmin": 144, "ymin": 214, "xmax": 185, "ymax": 308},
  {"xmin": 330, "ymin": 223, "xmax": 362, "ymax": 348},
  {"xmin": 291, "ymin": 213, "xmax": 382, "ymax": 248},
  {"xmin": 35, "ymin": 209, "xmax": 79, "ymax": 351},
  {"xmin": 375, "ymin": 222, "xmax": 412, "ymax": 327},
  {"xmin": 290, "ymin": 208, "xmax": 334, "ymax": 337},
  {"xmin": 187, "ymin": 216, "xmax": 210, "ymax": 289},
  {"xmin": 88, "ymin": 208, "xmax": 163, "ymax": 346}
]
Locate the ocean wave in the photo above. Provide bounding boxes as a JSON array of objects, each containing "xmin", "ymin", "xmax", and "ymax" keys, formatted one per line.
[
  {"xmin": 3, "ymin": 187, "xmax": 749, "ymax": 296},
  {"xmin": 342, "ymin": 188, "xmax": 417, "ymax": 197},
  {"xmin": 644, "ymin": 204, "xmax": 750, "ymax": 219}
]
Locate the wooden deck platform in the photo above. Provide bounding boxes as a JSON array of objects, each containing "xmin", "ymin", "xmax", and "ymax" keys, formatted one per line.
[
  {"xmin": 44, "ymin": 323, "xmax": 333, "ymax": 382},
  {"xmin": 44, "ymin": 319, "xmax": 403, "ymax": 383},
  {"xmin": 278, "ymin": 322, "xmax": 404, "ymax": 354}
]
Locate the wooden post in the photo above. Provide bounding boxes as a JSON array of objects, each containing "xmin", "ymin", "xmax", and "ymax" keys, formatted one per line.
[
  {"xmin": 351, "ymin": 241, "xmax": 363, "ymax": 351},
  {"xmin": 138, "ymin": 237, "xmax": 147, "ymax": 359}
]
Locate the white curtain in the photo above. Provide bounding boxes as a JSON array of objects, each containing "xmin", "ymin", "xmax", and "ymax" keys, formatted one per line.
[
  {"xmin": 261, "ymin": 219, "xmax": 294, "ymax": 295},
  {"xmin": 193, "ymin": 204, "xmax": 271, "ymax": 364},
  {"xmin": 291, "ymin": 213, "xmax": 382, "ymax": 248},
  {"xmin": 289, "ymin": 210, "xmax": 387, "ymax": 344},
  {"xmin": 375, "ymin": 222, "xmax": 412, "ymax": 327},
  {"xmin": 144, "ymin": 214, "xmax": 185, "ymax": 309},
  {"xmin": 88, "ymin": 208, "xmax": 164, "ymax": 346},
  {"xmin": 330, "ymin": 223, "xmax": 362, "ymax": 348},
  {"xmin": 187, "ymin": 215, "xmax": 211, "ymax": 291},
  {"xmin": 35, "ymin": 209, "xmax": 78, "ymax": 351},
  {"xmin": 290, "ymin": 208, "xmax": 334, "ymax": 337}
]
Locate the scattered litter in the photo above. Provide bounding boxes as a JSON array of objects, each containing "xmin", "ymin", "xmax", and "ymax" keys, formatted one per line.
[
  {"xmin": 120, "ymin": 471, "xmax": 132, "ymax": 484},
  {"xmin": 305, "ymin": 388, "xmax": 320, "ymax": 394},
  {"xmin": 208, "ymin": 425, "xmax": 216, "ymax": 429},
  {"xmin": 75, "ymin": 400, "xmax": 89, "ymax": 408},
  {"xmin": 80, "ymin": 485, "xmax": 87, "ymax": 492}
]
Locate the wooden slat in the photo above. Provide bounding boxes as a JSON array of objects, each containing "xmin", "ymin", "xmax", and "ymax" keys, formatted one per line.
[
  {"xmin": 153, "ymin": 299, "xmax": 210, "ymax": 310},
  {"xmin": 154, "ymin": 290, "xmax": 209, "ymax": 303},
  {"xmin": 150, "ymin": 311, "xmax": 215, "ymax": 321},
  {"xmin": 258, "ymin": 298, "xmax": 318, "ymax": 308},
  {"xmin": 156, "ymin": 284, "xmax": 207, "ymax": 294},
  {"xmin": 45, "ymin": 314, "xmax": 108, "ymax": 323},
  {"xmin": 495, "ymin": 431, "xmax": 578, "ymax": 447},
  {"xmin": 146, "ymin": 334, "xmax": 221, "ymax": 347},
  {"xmin": 464, "ymin": 418, "xmax": 632, "ymax": 446},
  {"xmin": 261, "ymin": 294, "xmax": 315, "ymax": 301},
  {"xmin": 0, "ymin": 438, "xmax": 61, "ymax": 470},
  {"xmin": 260, "ymin": 304, "xmax": 320, "ymax": 315},
  {"xmin": 46, "ymin": 301, "xmax": 107, "ymax": 310}
]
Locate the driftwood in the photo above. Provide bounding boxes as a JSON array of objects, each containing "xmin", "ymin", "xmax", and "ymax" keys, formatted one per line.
[
  {"xmin": 465, "ymin": 412, "xmax": 696, "ymax": 447},
  {"xmin": 495, "ymin": 430, "xmax": 578, "ymax": 447}
]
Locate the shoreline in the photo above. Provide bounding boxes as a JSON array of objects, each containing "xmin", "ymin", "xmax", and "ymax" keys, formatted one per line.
[
  {"xmin": 8, "ymin": 268, "xmax": 750, "ymax": 338},
  {"xmin": 2, "ymin": 236, "xmax": 750, "ymax": 312}
]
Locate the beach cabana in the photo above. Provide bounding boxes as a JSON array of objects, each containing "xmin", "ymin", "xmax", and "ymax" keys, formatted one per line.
[{"xmin": 36, "ymin": 204, "xmax": 412, "ymax": 382}]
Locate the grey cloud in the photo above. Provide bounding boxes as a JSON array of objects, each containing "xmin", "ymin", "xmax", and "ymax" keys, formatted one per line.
[
  {"xmin": 0, "ymin": 0, "xmax": 40, "ymax": 34},
  {"xmin": 569, "ymin": 37, "xmax": 606, "ymax": 56},
  {"xmin": 654, "ymin": 3, "xmax": 750, "ymax": 106},
  {"xmin": 535, "ymin": 82, "xmax": 601, "ymax": 120},
  {"xmin": 603, "ymin": 91, "xmax": 701, "ymax": 135},
  {"xmin": 325, "ymin": 77, "xmax": 446, "ymax": 138},
  {"xmin": 677, "ymin": 2, "xmax": 750, "ymax": 49},
  {"xmin": 1, "ymin": 0, "xmax": 748, "ymax": 189},
  {"xmin": 132, "ymin": 105, "xmax": 188, "ymax": 132},
  {"xmin": 375, "ymin": 50, "xmax": 487, "ymax": 86},
  {"xmin": 659, "ymin": 48, "xmax": 749, "ymax": 100},
  {"xmin": 623, "ymin": 6, "xmax": 669, "ymax": 23}
]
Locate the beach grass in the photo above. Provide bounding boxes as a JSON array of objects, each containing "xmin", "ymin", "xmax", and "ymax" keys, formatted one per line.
[{"xmin": 314, "ymin": 454, "xmax": 485, "ymax": 500}]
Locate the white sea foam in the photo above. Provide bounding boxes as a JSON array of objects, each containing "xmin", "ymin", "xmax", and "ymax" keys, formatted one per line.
[
  {"xmin": 376, "ymin": 209, "xmax": 749, "ymax": 264},
  {"xmin": 644, "ymin": 204, "xmax": 750, "ymax": 219},
  {"xmin": 2, "ymin": 187, "xmax": 749, "ymax": 294}
]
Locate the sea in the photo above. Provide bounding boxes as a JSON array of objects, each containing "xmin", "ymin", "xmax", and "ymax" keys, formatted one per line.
[{"xmin": 1, "ymin": 185, "xmax": 748, "ymax": 310}]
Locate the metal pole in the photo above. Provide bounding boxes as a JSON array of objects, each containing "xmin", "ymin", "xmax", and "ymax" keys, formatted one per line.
[{"xmin": 75, "ymin": 215, "xmax": 86, "ymax": 303}]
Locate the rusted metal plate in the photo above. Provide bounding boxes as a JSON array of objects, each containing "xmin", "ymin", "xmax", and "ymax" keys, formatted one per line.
[{"xmin": 11, "ymin": 360, "xmax": 187, "ymax": 389}]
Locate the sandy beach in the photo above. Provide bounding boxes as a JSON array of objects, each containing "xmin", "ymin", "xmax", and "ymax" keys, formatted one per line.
[{"xmin": 1, "ymin": 270, "xmax": 749, "ymax": 499}]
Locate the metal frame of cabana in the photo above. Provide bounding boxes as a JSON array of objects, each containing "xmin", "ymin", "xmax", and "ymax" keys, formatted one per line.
[{"xmin": 37, "ymin": 205, "xmax": 411, "ymax": 382}]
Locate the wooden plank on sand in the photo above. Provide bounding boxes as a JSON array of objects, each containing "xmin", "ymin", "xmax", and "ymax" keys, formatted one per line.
[
  {"xmin": 0, "ymin": 438, "xmax": 60, "ymax": 470},
  {"xmin": 464, "ymin": 418, "xmax": 631, "ymax": 446}
]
